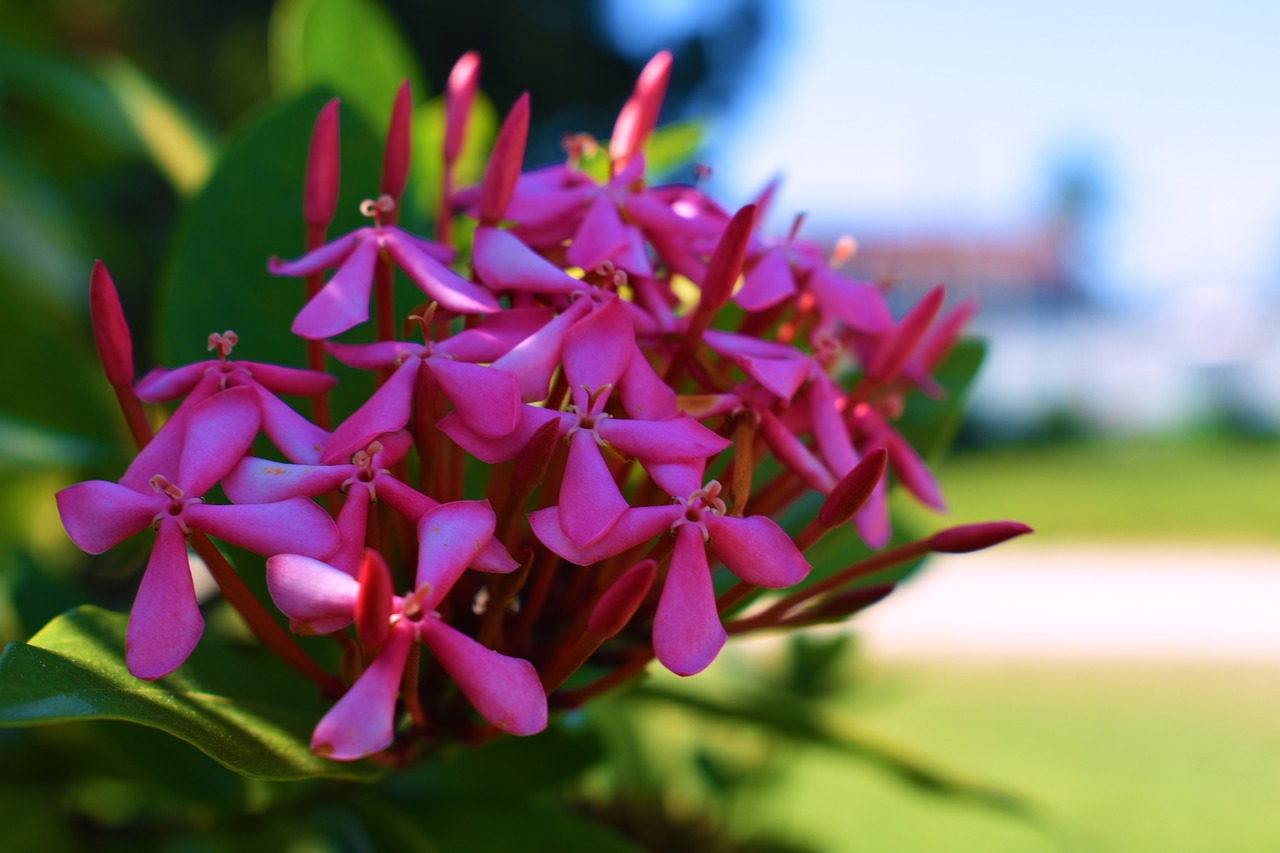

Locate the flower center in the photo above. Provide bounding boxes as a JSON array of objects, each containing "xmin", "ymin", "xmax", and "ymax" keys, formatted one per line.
[
  {"xmin": 670, "ymin": 480, "xmax": 726, "ymax": 542},
  {"xmin": 359, "ymin": 194, "xmax": 396, "ymax": 227}
]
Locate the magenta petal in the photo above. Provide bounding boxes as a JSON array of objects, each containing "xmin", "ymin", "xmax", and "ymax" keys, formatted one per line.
[
  {"xmin": 566, "ymin": 194, "xmax": 629, "ymax": 271},
  {"xmin": 434, "ymin": 307, "xmax": 554, "ymax": 363},
  {"xmin": 241, "ymin": 362, "xmax": 337, "ymax": 397},
  {"xmin": 120, "ymin": 375, "xmax": 216, "ymax": 492},
  {"xmin": 329, "ymin": 489, "xmax": 371, "ymax": 577},
  {"xmin": 732, "ymin": 354, "xmax": 810, "ymax": 402},
  {"xmin": 886, "ymin": 429, "xmax": 946, "ymax": 512},
  {"xmin": 439, "ymin": 405, "xmax": 564, "ymax": 465},
  {"xmin": 600, "ymin": 415, "xmax": 730, "ymax": 463},
  {"xmin": 415, "ymin": 500, "xmax": 498, "ymax": 607},
  {"xmin": 291, "ymin": 236, "xmax": 380, "ymax": 340},
  {"xmin": 736, "ymin": 249, "xmax": 796, "ymax": 312},
  {"xmin": 705, "ymin": 514, "xmax": 809, "ymax": 588},
  {"xmin": 312, "ymin": 623, "xmax": 414, "ymax": 760},
  {"xmin": 187, "ymin": 497, "xmax": 339, "ymax": 559},
  {"xmin": 808, "ymin": 374, "xmax": 857, "ymax": 476},
  {"xmin": 265, "ymin": 552, "xmax": 360, "ymax": 633},
  {"xmin": 248, "ymin": 384, "xmax": 330, "ymax": 464},
  {"xmin": 758, "ymin": 409, "xmax": 836, "ymax": 493},
  {"xmin": 178, "ymin": 387, "xmax": 262, "ymax": 496},
  {"xmin": 618, "ymin": 344, "xmax": 676, "ymax": 420},
  {"xmin": 854, "ymin": 479, "xmax": 892, "ymax": 549},
  {"xmin": 529, "ymin": 505, "xmax": 680, "ymax": 566},
  {"xmin": 56, "ymin": 480, "xmax": 158, "ymax": 554},
  {"xmin": 135, "ymin": 362, "xmax": 209, "ymax": 402},
  {"xmin": 560, "ymin": 431, "xmax": 630, "ymax": 547},
  {"xmin": 325, "ymin": 340, "xmax": 418, "ymax": 371},
  {"xmin": 375, "ymin": 478, "xmax": 438, "ymax": 526},
  {"xmin": 561, "ymin": 296, "xmax": 634, "ymax": 393},
  {"xmin": 472, "ymin": 227, "xmax": 581, "ymax": 295},
  {"xmin": 383, "ymin": 229, "xmax": 500, "ymax": 315},
  {"xmin": 322, "ymin": 360, "xmax": 418, "ymax": 464},
  {"xmin": 127, "ymin": 520, "xmax": 203, "ymax": 680},
  {"xmin": 419, "ymin": 618, "xmax": 547, "ymax": 735},
  {"xmin": 222, "ymin": 457, "xmax": 347, "ymax": 504},
  {"xmin": 646, "ymin": 460, "xmax": 705, "ymax": 500},
  {"xmin": 490, "ymin": 297, "xmax": 593, "ymax": 401},
  {"xmin": 653, "ymin": 524, "xmax": 725, "ymax": 677},
  {"xmin": 429, "ymin": 359, "xmax": 522, "ymax": 439},
  {"xmin": 268, "ymin": 231, "xmax": 362, "ymax": 277},
  {"xmin": 808, "ymin": 268, "xmax": 893, "ymax": 334}
]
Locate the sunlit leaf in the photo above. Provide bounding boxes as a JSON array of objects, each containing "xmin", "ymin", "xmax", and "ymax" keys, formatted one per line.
[
  {"xmin": 269, "ymin": 0, "xmax": 425, "ymax": 129},
  {"xmin": 643, "ymin": 120, "xmax": 702, "ymax": 179},
  {"xmin": 0, "ymin": 606, "xmax": 379, "ymax": 781}
]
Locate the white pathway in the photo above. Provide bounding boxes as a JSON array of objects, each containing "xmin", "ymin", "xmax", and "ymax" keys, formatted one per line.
[{"xmin": 851, "ymin": 544, "xmax": 1280, "ymax": 663}]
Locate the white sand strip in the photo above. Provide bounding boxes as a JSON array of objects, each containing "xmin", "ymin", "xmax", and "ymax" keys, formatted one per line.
[{"xmin": 854, "ymin": 545, "xmax": 1280, "ymax": 662}]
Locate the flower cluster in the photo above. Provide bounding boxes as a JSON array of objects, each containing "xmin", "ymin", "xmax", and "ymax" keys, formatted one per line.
[{"xmin": 58, "ymin": 52, "xmax": 1029, "ymax": 762}]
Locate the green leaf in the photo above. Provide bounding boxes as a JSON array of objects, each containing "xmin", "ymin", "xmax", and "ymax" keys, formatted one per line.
[
  {"xmin": 632, "ymin": 682, "xmax": 1039, "ymax": 823},
  {"xmin": 0, "ymin": 606, "xmax": 378, "ymax": 782},
  {"xmin": 269, "ymin": 0, "xmax": 425, "ymax": 130},
  {"xmin": 409, "ymin": 92, "xmax": 499, "ymax": 223},
  {"xmin": 897, "ymin": 337, "xmax": 985, "ymax": 462},
  {"xmin": 643, "ymin": 120, "xmax": 702, "ymax": 178},
  {"xmin": 157, "ymin": 88, "xmax": 386, "ymax": 421}
]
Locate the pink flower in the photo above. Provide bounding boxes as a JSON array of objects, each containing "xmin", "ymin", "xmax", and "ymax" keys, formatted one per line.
[
  {"xmin": 56, "ymin": 388, "xmax": 340, "ymax": 679},
  {"xmin": 268, "ymin": 203, "xmax": 500, "ymax": 340},
  {"xmin": 266, "ymin": 502, "xmax": 546, "ymax": 760},
  {"xmin": 530, "ymin": 461, "xmax": 809, "ymax": 676}
]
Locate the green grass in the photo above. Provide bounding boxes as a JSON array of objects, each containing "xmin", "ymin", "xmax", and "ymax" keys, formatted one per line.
[
  {"xmin": 637, "ymin": 659, "xmax": 1280, "ymax": 852},
  {"xmin": 897, "ymin": 437, "xmax": 1280, "ymax": 543}
]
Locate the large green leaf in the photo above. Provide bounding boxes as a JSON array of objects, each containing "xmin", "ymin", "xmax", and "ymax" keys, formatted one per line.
[
  {"xmin": 0, "ymin": 606, "xmax": 378, "ymax": 782},
  {"xmin": 269, "ymin": 0, "xmax": 425, "ymax": 130},
  {"xmin": 897, "ymin": 337, "xmax": 985, "ymax": 462}
]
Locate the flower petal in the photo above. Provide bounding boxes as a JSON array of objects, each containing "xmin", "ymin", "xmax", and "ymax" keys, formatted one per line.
[
  {"xmin": 321, "ymin": 360, "xmax": 418, "ymax": 464},
  {"xmin": 312, "ymin": 623, "xmax": 414, "ymax": 760},
  {"xmin": 290, "ymin": 236, "xmax": 380, "ymax": 340},
  {"xmin": 429, "ymin": 359, "xmax": 522, "ymax": 439},
  {"xmin": 419, "ymin": 618, "xmax": 547, "ymax": 735},
  {"xmin": 600, "ymin": 415, "xmax": 730, "ymax": 463},
  {"xmin": 126, "ymin": 520, "xmax": 202, "ymax": 680},
  {"xmin": 240, "ymin": 362, "xmax": 337, "ymax": 397},
  {"xmin": 178, "ymin": 387, "xmax": 262, "ymax": 497},
  {"xmin": 135, "ymin": 362, "xmax": 209, "ymax": 402},
  {"xmin": 472, "ymin": 227, "xmax": 582, "ymax": 295},
  {"xmin": 653, "ymin": 524, "xmax": 725, "ymax": 676},
  {"xmin": 267, "ymin": 231, "xmax": 362, "ymax": 277},
  {"xmin": 247, "ymin": 384, "xmax": 330, "ymax": 464},
  {"xmin": 735, "ymin": 249, "xmax": 796, "ymax": 312},
  {"xmin": 437, "ymin": 404, "xmax": 563, "ymax": 465},
  {"xmin": 265, "ymin": 552, "xmax": 360, "ymax": 633},
  {"xmin": 490, "ymin": 297, "xmax": 593, "ymax": 401},
  {"xmin": 56, "ymin": 480, "xmax": 158, "ymax": 554},
  {"xmin": 433, "ymin": 306, "xmax": 554, "ymax": 362},
  {"xmin": 187, "ymin": 497, "xmax": 340, "ymax": 559},
  {"xmin": 383, "ymin": 229, "xmax": 500, "ymax": 315},
  {"xmin": 529, "ymin": 505, "xmax": 680, "ymax": 566},
  {"xmin": 566, "ymin": 194, "xmax": 629, "ymax": 271},
  {"xmin": 705, "ymin": 514, "xmax": 810, "ymax": 589},
  {"xmin": 222, "ymin": 457, "xmax": 348, "ymax": 504},
  {"xmin": 561, "ymin": 296, "xmax": 634, "ymax": 394},
  {"xmin": 618, "ymin": 343, "xmax": 676, "ymax": 420},
  {"xmin": 415, "ymin": 500, "xmax": 498, "ymax": 607},
  {"xmin": 559, "ymin": 431, "xmax": 630, "ymax": 547}
]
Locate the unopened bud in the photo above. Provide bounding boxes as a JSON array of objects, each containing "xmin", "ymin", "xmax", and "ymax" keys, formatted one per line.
[
  {"xmin": 793, "ymin": 584, "xmax": 895, "ymax": 625},
  {"xmin": 868, "ymin": 284, "xmax": 945, "ymax": 383},
  {"xmin": 380, "ymin": 80, "xmax": 413, "ymax": 202},
  {"xmin": 89, "ymin": 260, "xmax": 134, "ymax": 387},
  {"xmin": 355, "ymin": 548, "xmax": 394, "ymax": 651},
  {"xmin": 701, "ymin": 203, "xmax": 756, "ymax": 312},
  {"xmin": 818, "ymin": 448, "xmax": 887, "ymax": 528},
  {"xmin": 304, "ymin": 99, "xmax": 341, "ymax": 229},
  {"xmin": 444, "ymin": 51, "xmax": 481, "ymax": 165},
  {"xmin": 930, "ymin": 521, "xmax": 1032, "ymax": 554},
  {"xmin": 610, "ymin": 50, "xmax": 673, "ymax": 169},
  {"xmin": 588, "ymin": 560, "xmax": 657, "ymax": 638},
  {"xmin": 479, "ymin": 93, "xmax": 530, "ymax": 226}
]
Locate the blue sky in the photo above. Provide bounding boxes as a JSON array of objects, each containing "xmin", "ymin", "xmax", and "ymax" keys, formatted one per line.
[{"xmin": 703, "ymin": 0, "xmax": 1280, "ymax": 300}]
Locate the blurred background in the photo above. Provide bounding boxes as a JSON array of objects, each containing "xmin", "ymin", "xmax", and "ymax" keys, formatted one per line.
[{"xmin": 2, "ymin": 0, "xmax": 1278, "ymax": 850}]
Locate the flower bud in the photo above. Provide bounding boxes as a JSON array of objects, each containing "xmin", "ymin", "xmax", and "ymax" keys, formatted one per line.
[
  {"xmin": 304, "ymin": 99, "xmax": 341, "ymax": 229},
  {"xmin": 355, "ymin": 548, "xmax": 394, "ymax": 651},
  {"xmin": 588, "ymin": 560, "xmax": 657, "ymax": 638},
  {"xmin": 930, "ymin": 521, "xmax": 1032, "ymax": 554},
  {"xmin": 444, "ymin": 51, "xmax": 481, "ymax": 165},
  {"xmin": 479, "ymin": 92, "xmax": 530, "ymax": 226},
  {"xmin": 818, "ymin": 448, "xmax": 887, "ymax": 528},
  {"xmin": 89, "ymin": 260, "xmax": 134, "ymax": 387},
  {"xmin": 610, "ymin": 50, "xmax": 673, "ymax": 169},
  {"xmin": 868, "ymin": 284, "xmax": 945, "ymax": 383},
  {"xmin": 380, "ymin": 80, "xmax": 413, "ymax": 202},
  {"xmin": 701, "ymin": 203, "xmax": 756, "ymax": 312}
]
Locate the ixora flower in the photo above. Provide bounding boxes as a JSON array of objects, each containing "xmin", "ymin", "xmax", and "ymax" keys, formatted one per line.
[
  {"xmin": 266, "ymin": 503, "xmax": 546, "ymax": 759},
  {"xmin": 56, "ymin": 388, "xmax": 340, "ymax": 679}
]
